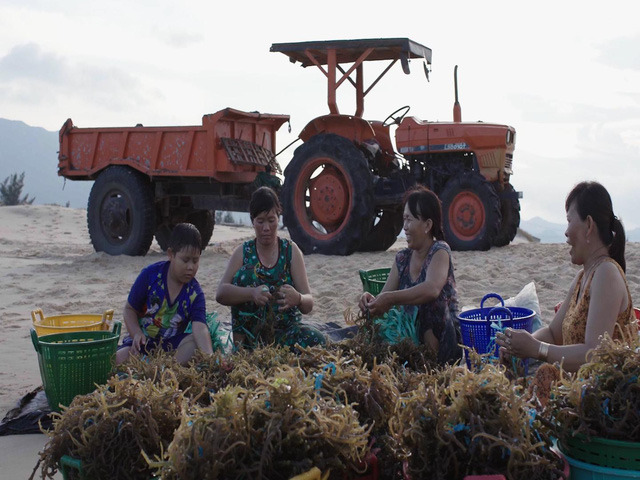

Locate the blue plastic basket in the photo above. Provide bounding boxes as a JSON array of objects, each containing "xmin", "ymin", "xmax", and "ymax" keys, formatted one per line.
[{"xmin": 458, "ymin": 293, "xmax": 535, "ymax": 368}]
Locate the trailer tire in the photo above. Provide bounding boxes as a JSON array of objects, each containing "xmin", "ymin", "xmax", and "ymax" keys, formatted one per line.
[
  {"xmin": 190, "ymin": 210, "xmax": 215, "ymax": 250},
  {"xmin": 440, "ymin": 173, "xmax": 501, "ymax": 251},
  {"xmin": 282, "ymin": 133, "xmax": 373, "ymax": 255},
  {"xmin": 358, "ymin": 206, "xmax": 404, "ymax": 252},
  {"xmin": 87, "ymin": 166, "xmax": 155, "ymax": 256},
  {"xmin": 493, "ymin": 183, "xmax": 520, "ymax": 247},
  {"xmin": 155, "ymin": 210, "xmax": 215, "ymax": 251}
]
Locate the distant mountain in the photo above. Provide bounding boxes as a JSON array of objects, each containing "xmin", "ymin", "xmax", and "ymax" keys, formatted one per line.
[
  {"xmin": 521, "ymin": 216, "xmax": 640, "ymax": 243},
  {"xmin": 0, "ymin": 119, "xmax": 92, "ymax": 208}
]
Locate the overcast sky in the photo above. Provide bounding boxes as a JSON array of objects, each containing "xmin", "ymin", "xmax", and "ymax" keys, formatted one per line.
[{"xmin": 1, "ymin": 0, "xmax": 639, "ymax": 229}]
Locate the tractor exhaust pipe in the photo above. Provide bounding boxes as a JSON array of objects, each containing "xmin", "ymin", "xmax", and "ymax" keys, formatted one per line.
[{"xmin": 453, "ymin": 65, "xmax": 462, "ymax": 123}]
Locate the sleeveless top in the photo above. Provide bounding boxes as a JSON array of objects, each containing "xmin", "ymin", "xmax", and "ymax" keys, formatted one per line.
[
  {"xmin": 562, "ymin": 257, "xmax": 634, "ymax": 345},
  {"xmin": 231, "ymin": 237, "xmax": 301, "ymax": 331},
  {"xmin": 395, "ymin": 240, "xmax": 461, "ymax": 364}
]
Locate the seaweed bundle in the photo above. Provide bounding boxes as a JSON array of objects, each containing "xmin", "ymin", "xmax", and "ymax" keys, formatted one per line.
[
  {"xmin": 30, "ymin": 372, "xmax": 184, "ymax": 480},
  {"xmin": 342, "ymin": 307, "xmax": 437, "ymax": 373},
  {"xmin": 545, "ymin": 332, "xmax": 640, "ymax": 442},
  {"xmin": 155, "ymin": 364, "xmax": 371, "ymax": 480},
  {"xmin": 389, "ymin": 363, "xmax": 564, "ymax": 480}
]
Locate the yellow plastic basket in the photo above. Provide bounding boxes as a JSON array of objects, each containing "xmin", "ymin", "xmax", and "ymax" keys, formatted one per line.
[{"xmin": 31, "ymin": 308, "xmax": 114, "ymax": 336}]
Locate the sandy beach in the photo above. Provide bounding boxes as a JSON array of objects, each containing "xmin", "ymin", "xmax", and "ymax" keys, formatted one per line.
[{"xmin": 1, "ymin": 204, "xmax": 639, "ymax": 477}]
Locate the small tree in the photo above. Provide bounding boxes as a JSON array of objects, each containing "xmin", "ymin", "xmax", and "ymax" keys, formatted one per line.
[
  {"xmin": 0, "ymin": 172, "xmax": 35, "ymax": 206},
  {"xmin": 223, "ymin": 211, "xmax": 235, "ymax": 224}
]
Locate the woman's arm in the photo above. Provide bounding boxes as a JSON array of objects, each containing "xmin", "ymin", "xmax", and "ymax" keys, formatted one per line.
[
  {"xmin": 284, "ymin": 242, "xmax": 313, "ymax": 314},
  {"xmin": 215, "ymin": 245, "xmax": 272, "ymax": 307},
  {"xmin": 499, "ymin": 264, "xmax": 627, "ymax": 372},
  {"xmin": 366, "ymin": 249, "xmax": 449, "ymax": 316},
  {"xmin": 547, "ymin": 262, "xmax": 626, "ymax": 371},
  {"xmin": 532, "ymin": 274, "xmax": 578, "ymax": 345}
]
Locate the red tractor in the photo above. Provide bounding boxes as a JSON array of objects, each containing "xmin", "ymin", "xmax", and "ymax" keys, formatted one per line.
[{"xmin": 271, "ymin": 38, "xmax": 520, "ymax": 254}]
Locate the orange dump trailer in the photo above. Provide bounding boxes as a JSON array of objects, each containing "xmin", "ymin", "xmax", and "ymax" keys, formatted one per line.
[{"xmin": 58, "ymin": 108, "xmax": 289, "ymax": 255}]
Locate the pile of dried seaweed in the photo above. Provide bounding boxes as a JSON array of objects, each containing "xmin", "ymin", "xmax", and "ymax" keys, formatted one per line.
[
  {"xmin": 544, "ymin": 332, "xmax": 640, "ymax": 442},
  {"xmin": 153, "ymin": 364, "xmax": 371, "ymax": 480},
  {"xmin": 389, "ymin": 362, "xmax": 565, "ymax": 480},
  {"xmin": 31, "ymin": 306, "xmax": 568, "ymax": 480},
  {"xmin": 30, "ymin": 372, "xmax": 184, "ymax": 480},
  {"xmin": 342, "ymin": 307, "xmax": 437, "ymax": 373}
]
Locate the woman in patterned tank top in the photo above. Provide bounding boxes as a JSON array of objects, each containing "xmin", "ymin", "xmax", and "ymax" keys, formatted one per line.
[
  {"xmin": 496, "ymin": 181, "xmax": 635, "ymax": 372},
  {"xmin": 358, "ymin": 185, "xmax": 462, "ymax": 365}
]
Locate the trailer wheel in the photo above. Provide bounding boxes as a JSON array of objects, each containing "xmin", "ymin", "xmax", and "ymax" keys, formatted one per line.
[
  {"xmin": 189, "ymin": 210, "xmax": 215, "ymax": 250},
  {"xmin": 493, "ymin": 183, "xmax": 520, "ymax": 247},
  {"xmin": 282, "ymin": 133, "xmax": 373, "ymax": 255},
  {"xmin": 155, "ymin": 210, "xmax": 215, "ymax": 251},
  {"xmin": 87, "ymin": 166, "xmax": 155, "ymax": 256},
  {"xmin": 440, "ymin": 173, "xmax": 501, "ymax": 251},
  {"xmin": 358, "ymin": 206, "xmax": 404, "ymax": 252}
]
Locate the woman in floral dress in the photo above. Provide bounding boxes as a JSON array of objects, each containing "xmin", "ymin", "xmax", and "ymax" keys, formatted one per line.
[
  {"xmin": 216, "ymin": 187, "xmax": 325, "ymax": 351},
  {"xmin": 359, "ymin": 185, "xmax": 461, "ymax": 364}
]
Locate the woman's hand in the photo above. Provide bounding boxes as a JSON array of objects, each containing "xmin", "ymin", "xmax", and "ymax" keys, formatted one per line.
[
  {"xmin": 277, "ymin": 284, "xmax": 301, "ymax": 311},
  {"xmin": 252, "ymin": 285, "xmax": 272, "ymax": 306},
  {"xmin": 364, "ymin": 292, "xmax": 393, "ymax": 317},
  {"xmin": 495, "ymin": 327, "xmax": 539, "ymax": 360},
  {"xmin": 359, "ymin": 292, "xmax": 375, "ymax": 313}
]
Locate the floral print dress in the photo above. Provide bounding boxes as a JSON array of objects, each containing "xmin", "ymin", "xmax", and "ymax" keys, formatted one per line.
[
  {"xmin": 395, "ymin": 241, "xmax": 462, "ymax": 364},
  {"xmin": 231, "ymin": 237, "xmax": 325, "ymax": 350}
]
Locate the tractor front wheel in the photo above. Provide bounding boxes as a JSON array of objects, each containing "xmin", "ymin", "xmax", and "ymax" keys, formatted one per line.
[
  {"xmin": 87, "ymin": 166, "xmax": 155, "ymax": 256},
  {"xmin": 440, "ymin": 173, "xmax": 501, "ymax": 251},
  {"xmin": 282, "ymin": 133, "xmax": 374, "ymax": 255}
]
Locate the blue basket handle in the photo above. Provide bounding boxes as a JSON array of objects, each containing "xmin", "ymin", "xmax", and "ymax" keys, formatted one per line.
[
  {"xmin": 480, "ymin": 293, "xmax": 505, "ymax": 309},
  {"xmin": 485, "ymin": 306, "xmax": 513, "ymax": 322},
  {"xmin": 30, "ymin": 328, "xmax": 40, "ymax": 353}
]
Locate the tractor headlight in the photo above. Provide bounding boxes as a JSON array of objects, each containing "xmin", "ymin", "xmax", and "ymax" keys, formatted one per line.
[{"xmin": 506, "ymin": 129, "xmax": 515, "ymax": 145}]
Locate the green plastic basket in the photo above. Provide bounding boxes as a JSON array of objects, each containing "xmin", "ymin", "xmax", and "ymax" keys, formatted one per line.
[
  {"xmin": 359, "ymin": 268, "xmax": 390, "ymax": 295},
  {"xmin": 559, "ymin": 434, "xmax": 640, "ymax": 471},
  {"xmin": 31, "ymin": 322, "xmax": 121, "ymax": 412},
  {"xmin": 562, "ymin": 450, "xmax": 640, "ymax": 479}
]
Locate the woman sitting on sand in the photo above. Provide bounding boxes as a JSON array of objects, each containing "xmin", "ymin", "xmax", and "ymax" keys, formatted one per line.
[
  {"xmin": 496, "ymin": 181, "xmax": 635, "ymax": 372},
  {"xmin": 358, "ymin": 185, "xmax": 461, "ymax": 364},
  {"xmin": 216, "ymin": 186, "xmax": 325, "ymax": 351}
]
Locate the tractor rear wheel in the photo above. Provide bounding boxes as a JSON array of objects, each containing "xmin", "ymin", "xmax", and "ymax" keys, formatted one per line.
[
  {"xmin": 493, "ymin": 183, "xmax": 520, "ymax": 247},
  {"xmin": 440, "ymin": 173, "xmax": 501, "ymax": 251},
  {"xmin": 155, "ymin": 210, "xmax": 215, "ymax": 251},
  {"xmin": 358, "ymin": 206, "xmax": 404, "ymax": 252},
  {"xmin": 87, "ymin": 166, "xmax": 155, "ymax": 256},
  {"xmin": 282, "ymin": 133, "xmax": 374, "ymax": 255}
]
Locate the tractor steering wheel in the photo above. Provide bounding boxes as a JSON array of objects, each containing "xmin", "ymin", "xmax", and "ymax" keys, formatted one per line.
[{"xmin": 382, "ymin": 105, "xmax": 411, "ymax": 127}]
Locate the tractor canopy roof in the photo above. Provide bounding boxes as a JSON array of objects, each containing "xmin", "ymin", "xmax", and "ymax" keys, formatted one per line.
[
  {"xmin": 270, "ymin": 38, "xmax": 431, "ymax": 73},
  {"xmin": 271, "ymin": 38, "xmax": 432, "ymax": 117}
]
